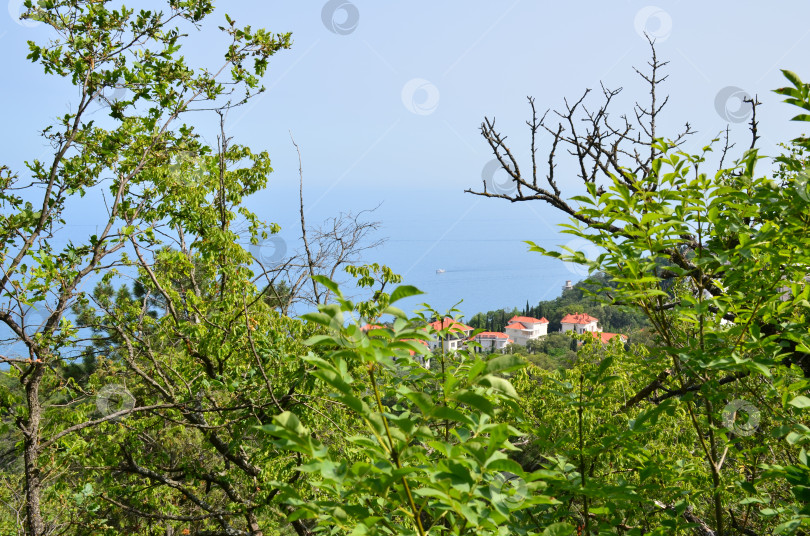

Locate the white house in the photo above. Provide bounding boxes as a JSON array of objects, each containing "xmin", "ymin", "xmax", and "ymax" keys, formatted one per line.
[
  {"xmin": 560, "ymin": 312, "xmax": 600, "ymax": 334},
  {"xmin": 503, "ymin": 315, "xmax": 549, "ymax": 346},
  {"xmin": 471, "ymin": 331, "xmax": 512, "ymax": 353},
  {"xmin": 427, "ymin": 317, "xmax": 473, "ymax": 352}
]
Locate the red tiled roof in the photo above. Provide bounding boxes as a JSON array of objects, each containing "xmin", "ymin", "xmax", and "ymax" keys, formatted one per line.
[
  {"xmin": 508, "ymin": 315, "xmax": 549, "ymax": 324},
  {"xmin": 592, "ymin": 331, "xmax": 627, "ymax": 344},
  {"xmin": 428, "ymin": 317, "xmax": 472, "ymax": 333},
  {"xmin": 505, "ymin": 322, "xmax": 529, "ymax": 331},
  {"xmin": 560, "ymin": 313, "xmax": 599, "ymax": 325},
  {"xmin": 360, "ymin": 323, "xmax": 386, "ymax": 332},
  {"xmin": 474, "ymin": 332, "xmax": 509, "ymax": 339}
]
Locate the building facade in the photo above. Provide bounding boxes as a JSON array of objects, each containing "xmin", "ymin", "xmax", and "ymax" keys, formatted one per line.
[
  {"xmin": 560, "ymin": 312, "xmax": 600, "ymax": 334},
  {"xmin": 503, "ymin": 315, "xmax": 549, "ymax": 346},
  {"xmin": 471, "ymin": 331, "xmax": 512, "ymax": 353},
  {"xmin": 427, "ymin": 317, "xmax": 473, "ymax": 352}
]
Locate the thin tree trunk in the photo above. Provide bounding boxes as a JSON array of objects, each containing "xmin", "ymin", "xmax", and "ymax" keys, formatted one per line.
[{"xmin": 22, "ymin": 365, "xmax": 45, "ymax": 536}]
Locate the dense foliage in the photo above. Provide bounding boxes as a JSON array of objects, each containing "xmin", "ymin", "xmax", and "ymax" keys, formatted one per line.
[{"xmin": 0, "ymin": 2, "xmax": 808, "ymax": 535}]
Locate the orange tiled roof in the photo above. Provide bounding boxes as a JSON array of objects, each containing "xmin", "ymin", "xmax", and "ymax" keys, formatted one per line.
[
  {"xmin": 505, "ymin": 322, "xmax": 529, "ymax": 331},
  {"xmin": 560, "ymin": 313, "xmax": 599, "ymax": 325},
  {"xmin": 474, "ymin": 332, "xmax": 509, "ymax": 339},
  {"xmin": 508, "ymin": 315, "xmax": 549, "ymax": 324},
  {"xmin": 428, "ymin": 317, "xmax": 472, "ymax": 333},
  {"xmin": 360, "ymin": 323, "xmax": 386, "ymax": 332},
  {"xmin": 592, "ymin": 331, "xmax": 627, "ymax": 343}
]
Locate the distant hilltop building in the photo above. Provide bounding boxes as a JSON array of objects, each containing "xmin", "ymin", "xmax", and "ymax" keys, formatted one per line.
[{"xmin": 562, "ymin": 280, "xmax": 574, "ymax": 291}]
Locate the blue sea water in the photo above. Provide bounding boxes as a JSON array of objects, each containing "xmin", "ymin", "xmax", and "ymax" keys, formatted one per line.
[
  {"xmin": 374, "ymin": 239, "xmax": 580, "ymax": 321},
  {"xmin": 307, "ymin": 186, "xmax": 585, "ymax": 320}
]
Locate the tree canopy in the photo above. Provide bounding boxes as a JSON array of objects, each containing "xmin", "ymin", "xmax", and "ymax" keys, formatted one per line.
[{"xmin": 0, "ymin": 3, "xmax": 808, "ymax": 535}]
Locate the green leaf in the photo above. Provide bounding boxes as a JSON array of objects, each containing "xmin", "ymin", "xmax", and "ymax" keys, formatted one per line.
[
  {"xmin": 789, "ymin": 395, "xmax": 810, "ymax": 409},
  {"xmin": 381, "ymin": 305, "xmax": 408, "ymax": 319},
  {"xmin": 401, "ymin": 389, "xmax": 434, "ymax": 414},
  {"xmin": 782, "ymin": 69, "xmax": 804, "ymax": 89},
  {"xmin": 476, "ymin": 375, "xmax": 518, "ymax": 399},
  {"xmin": 484, "ymin": 354, "xmax": 525, "ymax": 375},
  {"xmin": 432, "ymin": 406, "xmax": 472, "ymax": 424},
  {"xmin": 487, "ymin": 458, "xmax": 525, "ymax": 474},
  {"xmin": 312, "ymin": 275, "xmax": 341, "ymax": 296},
  {"xmin": 542, "ymin": 522, "xmax": 576, "ymax": 536},
  {"xmin": 300, "ymin": 312, "xmax": 334, "ymax": 328},
  {"xmin": 274, "ymin": 411, "xmax": 307, "ymax": 435},
  {"xmin": 452, "ymin": 390, "xmax": 495, "ymax": 415},
  {"xmin": 389, "ymin": 285, "xmax": 424, "ymax": 304}
]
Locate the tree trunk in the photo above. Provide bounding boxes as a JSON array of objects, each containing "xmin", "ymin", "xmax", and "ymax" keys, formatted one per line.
[{"xmin": 22, "ymin": 365, "xmax": 45, "ymax": 536}]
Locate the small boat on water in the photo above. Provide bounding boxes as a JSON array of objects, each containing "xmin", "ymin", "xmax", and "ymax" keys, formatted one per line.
[{"xmin": 436, "ymin": 269, "xmax": 446, "ymax": 274}]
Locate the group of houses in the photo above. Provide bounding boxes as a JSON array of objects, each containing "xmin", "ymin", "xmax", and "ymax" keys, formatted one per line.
[
  {"xmin": 361, "ymin": 312, "xmax": 626, "ymax": 359},
  {"xmin": 425, "ymin": 313, "xmax": 627, "ymax": 353}
]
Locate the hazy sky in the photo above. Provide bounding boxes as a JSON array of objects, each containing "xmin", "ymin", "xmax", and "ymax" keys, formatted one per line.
[{"xmin": 3, "ymin": 1, "xmax": 810, "ymax": 316}]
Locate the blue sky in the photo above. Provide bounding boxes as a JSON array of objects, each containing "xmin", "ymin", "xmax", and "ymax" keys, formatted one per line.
[{"xmin": 3, "ymin": 1, "xmax": 810, "ymax": 317}]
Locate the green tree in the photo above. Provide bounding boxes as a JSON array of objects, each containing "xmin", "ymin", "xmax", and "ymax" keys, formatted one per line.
[
  {"xmin": 262, "ymin": 275, "xmax": 566, "ymax": 535},
  {"xmin": 0, "ymin": 1, "xmax": 292, "ymax": 533},
  {"xmin": 469, "ymin": 42, "xmax": 810, "ymax": 535}
]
